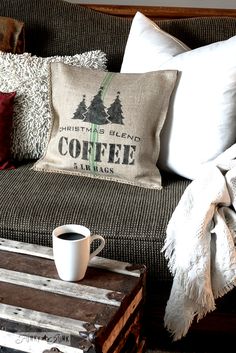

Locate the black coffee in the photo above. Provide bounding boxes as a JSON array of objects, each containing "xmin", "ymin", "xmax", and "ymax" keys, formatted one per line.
[{"xmin": 58, "ymin": 232, "xmax": 85, "ymax": 241}]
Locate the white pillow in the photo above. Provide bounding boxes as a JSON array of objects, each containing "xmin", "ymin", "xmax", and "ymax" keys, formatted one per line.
[
  {"xmin": 121, "ymin": 12, "xmax": 236, "ymax": 180},
  {"xmin": 121, "ymin": 12, "xmax": 190, "ymax": 73},
  {"xmin": 0, "ymin": 50, "xmax": 107, "ymax": 160}
]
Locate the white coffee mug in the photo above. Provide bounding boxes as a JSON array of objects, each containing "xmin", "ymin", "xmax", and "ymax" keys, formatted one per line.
[{"xmin": 52, "ymin": 224, "xmax": 105, "ymax": 281}]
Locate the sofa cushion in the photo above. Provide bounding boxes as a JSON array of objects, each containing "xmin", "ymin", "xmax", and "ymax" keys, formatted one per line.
[
  {"xmin": 34, "ymin": 63, "xmax": 177, "ymax": 189},
  {"xmin": 0, "ymin": 91, "xmax": 16, "ymax": 170},
  {"xmin": 0, "ymin": 50, "xmax": 107, "ymax": 161},
  {"xmin": 121, "ymin": 12, "xmax": 236, "ymax": 180},
  {"xmin": 0, "ymin": 162, "xmax": 190, "ymax": 282}
]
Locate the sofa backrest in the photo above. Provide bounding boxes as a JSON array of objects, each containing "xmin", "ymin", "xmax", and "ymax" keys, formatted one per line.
[{"xmin": 1, "ymin": 0, "xmax": 236, "ymax": 71}]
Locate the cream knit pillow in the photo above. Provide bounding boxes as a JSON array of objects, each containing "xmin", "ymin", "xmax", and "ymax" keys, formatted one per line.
[{"xmin": 0, "ymin": 50, "xmax": 107, "ymax": 160}]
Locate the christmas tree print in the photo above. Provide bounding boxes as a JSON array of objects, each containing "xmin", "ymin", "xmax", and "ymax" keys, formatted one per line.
[
  {"xmin": 72, "ymin": 95, "xmax": 87, "ymax": 120},
  {"xmin": 107, "ymin": 91, "xmax": 124, "ymax": 125},
  {"xmin": 83, "ymin": 86, "xmax": 109, "ymax": 125}
]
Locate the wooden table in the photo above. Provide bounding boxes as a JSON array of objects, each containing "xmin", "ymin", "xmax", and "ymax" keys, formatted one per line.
[{"xmin": 0, "ymin": 238, "xmax": 146, "ymax": 353}]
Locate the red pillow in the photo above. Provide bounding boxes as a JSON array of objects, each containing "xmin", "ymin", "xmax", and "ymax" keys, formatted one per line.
[{"xmin": 0, "ymin": 91, "xmax": 16, "ymax": 170}]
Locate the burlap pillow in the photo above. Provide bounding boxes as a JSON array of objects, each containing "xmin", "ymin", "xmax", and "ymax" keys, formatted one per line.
[{"xmin": 33, "ymin": 63, "xmax": 177, "ymax": 189}]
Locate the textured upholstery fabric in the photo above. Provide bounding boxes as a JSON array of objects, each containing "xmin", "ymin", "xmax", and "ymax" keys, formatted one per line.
[
  {"xmin": 0, "ymin": 163, "xmax": 189, "ymax": 282},
  {"xmin": 0, "ymin": 0, "xmax": 130, "ymax": 71}
]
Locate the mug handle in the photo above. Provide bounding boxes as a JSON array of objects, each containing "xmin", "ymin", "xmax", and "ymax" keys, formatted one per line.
[{"xmin": 89, "ymin": 234, "xmax": 105, "ymax": 260}]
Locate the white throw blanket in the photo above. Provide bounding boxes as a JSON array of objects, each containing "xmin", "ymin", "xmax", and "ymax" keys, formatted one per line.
[{"xmin": 162, "ymin": 144, "xmax": 236, "ymax": 341}]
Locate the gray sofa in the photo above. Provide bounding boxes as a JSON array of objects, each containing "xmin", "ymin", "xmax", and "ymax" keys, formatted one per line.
[
  {"xmin": 1, "ymin": 0, "xmax": 236, "ymax": 350},
  {"xmin": 0, "ymin": 0, "xmax": 193, "ymax": 282}
]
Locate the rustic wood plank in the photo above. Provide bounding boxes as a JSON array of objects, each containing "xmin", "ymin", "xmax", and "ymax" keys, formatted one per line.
[
  {"xmin": 0, "ymin": 250, "xmax": 141, "ymax": 295},
  {"xmin": 102, "ymin": 287, "xmax": 143, "ymax": 353},
  {"xmin": 0, "ymin": 281, "xmax": 119, "ymax": 326},
  {"xmin": 0, "ymin": 303, "xmax": 101, "ymax": 336},
  {"xmin": 0, "ymin": 268, "xmax": 122, "ymax": 307},
  {"xmin": 137, "ymin": 340, "xmax": 146, "ymax": 353},
  {"xmin": 0, "ymin": 329, "xmax": 82, "ymax": 353},
  {"xmin": 0, "ymin": 317, "xmax": 91, "ymax": 351},
  {"xmin": 83, "ymin": 4, "xmax": 236, "ymax": 19},
  {"xmin": 0, "ymin": 238, "xmax": 53, "ymax": 259},
  {"xmin": 0, "ymin": 238, "xmax": 142, "ymax": 277},
  {"xmin": 89, "ymin": 256, "xmax": 142, "ymax": 277},
  {"xmin": 111, "ymin": 312, "xmax": 141, "ymax": 353}
]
